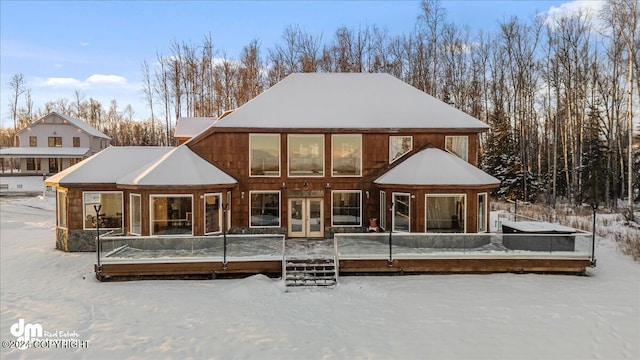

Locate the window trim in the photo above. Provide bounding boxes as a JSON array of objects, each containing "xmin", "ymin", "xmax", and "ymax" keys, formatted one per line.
[
  {"xmin": 248, "ymin": 190, "xmax": 281, "ymax": 228},
  {"xmin": 331, "ymin": 134, "xmax": 362, "ymax": 177},
  {"xmin": 392, "ymin": 192, "xmax": 411, "ymax": 233},
  {"xmin": 287, "ymin": 134, "xmax": 325, "ymax": 178},
  {"xmin": 445, "ymin": 135, "xmax": 469, "ymax": 162},
  {"xmin": 149, "ymin": 194, "xmax": 194, "ymax": 237},
  {"xmin": 331, "ymin": 190, "xmax": 363, "ymax": 227},
  {"xmin": 477, "ymin": 192, "xmax": 488, "ymax": 233},
  {"xmin": 389, "ymin": 136, "xmax": 413, "ymax": 163},
  {"xmin": 82, "ymin": 191, "xmax": 124, "ymax": 230},
  {"xmin": 204, "ymin": 192, "xmax": 223, "ymax": 235},
  {"xmin": 129, "ymin": 193, "xmax": 142, "ymax": 235},
  {"xmin": 249, "ymin": 133, "xmax": 281, "ymax": 177},
  {"xmin": 57, "ymin": 189, "xmax": 67, "ymax": 229},
  {"xmin": 424, "ymin": 193, "xmax": 467, "ymax": 233},
  {"xmin": 379, "ymin": 190, "xmax": 386, "ymax": 230}
]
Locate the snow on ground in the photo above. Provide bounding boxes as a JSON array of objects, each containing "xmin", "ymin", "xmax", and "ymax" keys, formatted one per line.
[
  {"xmin": 1, "ymin": 196, "xmax": 639, "ymax": 360},
  {"xmin": 0, "ymin": 175, "xmax": 51, "ymax": 194}
]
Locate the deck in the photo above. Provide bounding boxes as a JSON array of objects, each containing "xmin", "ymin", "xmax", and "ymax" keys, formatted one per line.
[{"xmin": 94, "ymin": 232, "xmax": 595, "ymax": 281}]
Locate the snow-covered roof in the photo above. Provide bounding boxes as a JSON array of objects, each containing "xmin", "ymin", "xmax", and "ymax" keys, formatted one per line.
[
  {"xmin": 208, "ymin": 73, "xmax": 489, "ymax": 131},
  {"xmin": 374, "ymin": 147, "xmax": 500, "ymax": 186},
  {"xmin": 174, "ymin": 117, "xmax": 216, "ymax": 138},
  {"xmin": 0, "ymin": 147, "xmax": 90, "ymax": 158},
  {"xmin": 19, "ymin": 112, "xmax": 111, "ymax": 139},
  {"xmin": 117, "ymin": 146, "xmax": 237, "ymax": 186},
  {"xmin": 46, "ymin": 146, "xmax": 173, "ymax": 185}
]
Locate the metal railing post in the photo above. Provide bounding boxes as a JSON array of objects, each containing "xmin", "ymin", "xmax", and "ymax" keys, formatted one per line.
[
  {"xmin": 591, "ymin": 203, "xmax": 598, "ymax": 266},
  {"xmin": 222, "ymin": 204, "xmax": 229, "ymax": 270},
  {"xmin": 94, "ymin": 204, "xmax": 103, "ymax": 269},
  {"xmin": 388, "ymin": 202, "xmax": 394, "ymax": 266}
]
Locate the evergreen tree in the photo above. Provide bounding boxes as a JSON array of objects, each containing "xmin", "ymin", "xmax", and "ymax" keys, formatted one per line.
[{"xmin": 580, "ymin": 105, "xmax": 607, "ymax": 205}]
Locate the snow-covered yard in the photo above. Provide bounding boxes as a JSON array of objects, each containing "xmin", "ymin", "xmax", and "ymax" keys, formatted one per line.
[{"xmin": 1, "ymin": 196, "xmax": 638, "ymax": 359}]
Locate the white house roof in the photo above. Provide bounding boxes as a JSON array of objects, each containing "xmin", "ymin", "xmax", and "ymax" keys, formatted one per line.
[
  {"xmin": 209, "ymin": 73, "xmax": 489, "ymax": 131},
  {"xmin": 374, "ymin": 147, "xmax": 500, "ymax": 186},
  {"xmin": 46, "ymin": 146, "xmax": 173, "ymax": 185},
  {"xmin": 0, "ymin": 147, "xmax": 90, "ymax": 158},
  {"xmin": 117, "ymin": 146, "xmax": 237, "ymax": 186},
  {"xmin": 174, "ymin": 117, "xmax": 216, "ymax": 138},
  {"xmin": 19, "ymin": 112, "xmax": 111, "ymax": 140}
]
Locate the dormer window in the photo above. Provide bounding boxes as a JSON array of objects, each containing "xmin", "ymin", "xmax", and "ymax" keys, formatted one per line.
[{"xmin": 445, "ymin": 136, "xmax": 468, "ymax": 162}]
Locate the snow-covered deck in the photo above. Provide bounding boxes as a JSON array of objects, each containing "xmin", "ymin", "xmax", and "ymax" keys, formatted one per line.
[{"xmin": 95, "ymin": 231, "xmax": 594, "ymax": 280}]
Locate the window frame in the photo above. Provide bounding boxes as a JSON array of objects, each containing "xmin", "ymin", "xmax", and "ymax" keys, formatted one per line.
[
  {"xmin": 288, "ymin": 134, "xmax": 325, "ymax": 177},
  {"xmin": 424, "ymin": 193, "xmax": 467, "ymax": 233},
  {"xmin": 331, "ymin": 190, "xmax": 363, "ymax": 227},
  {"xmin": 149, "ymin": 194, "xmax": 194, "ymax": 237},
  {"xmin": 57, "ymin": 189, "xmax": 67, "ymax": 229},
  {"xmin": 379, "ymin": 190, "xmax": 386, "ymax": 230},
  {"xmin": 445, "ymin": 135, "xmax": 469, "ymax": 162},
  {"xmin": 129, "ymin": 193, "xmax": 142, "ymax": 235},
  {"xmin": 249, "ymin": 191, "xmax": 281, "ymax": 228},
  {"xmin": 73, "ymin": 137, "xmax": 81, "ymax": 147},
  {"xmin": 204, "ymin": 192, "xmax": 223, "ymax": 235},
  {"xmin": 48, "ymin": 136, "xmax": 62, "ymax": 147},
  {"xmin": 477, "ymin": 192, "xmax": 488, "ymax": 233},
  {"xmin": 29, "ymin": 136, "xmax": 37, "ymax": 147},
  {"xmin": 249, "ymin": 133, "xmax": 281, "ymax": 177},
  {"xmin": 331, "ymin": 134, "xmax": 362, "ymax": 177},
  {"xmin": 389, "ymin": 136, "xmax": 413, "ymax": 163},
  {"xmin": 82, "ymin": 191, "xmax": 124, "ymax": 230}
]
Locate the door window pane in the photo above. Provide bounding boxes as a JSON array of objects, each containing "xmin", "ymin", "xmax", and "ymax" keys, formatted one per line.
[
  {"xmin": 332, "ymin": 134, "xmax": 361, "ymax": 176},
  {"xmin": 150, "ymin": 196, "xmax": 193, "ymax": 235},
  {"xmin": 426, "ymin": 194, "xmax": 466, "ymax": 233},
  {"xmin": 393, "ymin": 193, "xmax": 410, "ymax": 232},
  {"xmin": 250, "ymin": 134, "xmax": 280, "ymax": 176},
  {"xmin": 250, "ymin": 192, "xmax": 280, "ymax": 227},
  {"xmin": 204, "ymin": 193, "xmax": 222, "ymax": 234},
  {"xmin": 288, "ymin": 134, "xmax": 324, "ymax": 177},
  {"xmin": 332, "ymin": 191, "xmax": 361, "ymax": 226}
]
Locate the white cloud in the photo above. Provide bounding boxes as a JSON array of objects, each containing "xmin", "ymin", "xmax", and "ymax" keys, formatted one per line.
[
  {"xmin": 542, "ymin": 0, "xmax": 606, "ymax": 30},
  {"xmin": 40, "ymin": 77, "xmax": 86, "ymax": 88},
  {"xmin": 86, "ymin": 74, "xmax": 128, "ymax": 85}
]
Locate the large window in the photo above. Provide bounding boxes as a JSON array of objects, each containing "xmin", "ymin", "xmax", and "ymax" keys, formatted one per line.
[
  {"xmin": 130, "ymin": 194, "xmax": 141, "ymax": 235},
  {"xmin": 445, "ymin": 136, "xmax": 468, "ymax": 162},
  {"xmin": 26, "ymin": 158, "xmax": 40, "ymax": 171},
  {"xmin": 389, "ymin": 136, "xmax": 412, "ymax": 163},
  {"xmin": 29, "ymin": 136, "xmax": 37, "ymax": 147},
  {"xmin": 73, "ymin": 137, "xmax": 80, "ymax": 147},
  {"xmin": 250, "ymin": 191, "xmax": 280, "ymax": 227},
  {"xmin": 48, "ymin": 137, "xmax": 62, "ymax": 147},
  {"xmin": 288, "ymin": 134, "xmax": 324, "ymax": 177},
  {"xmin": 150, "ymin": 195, "xmax": 193, "ymax": 236},
  {"xmin": 332, "ymin": 191, "xmax": 362, "ymax": 226},
  {"xmin": 332, "ymin": 134, "xmax": 362, "ymax": 176},
  {"xmin": 392, "ymin": 193, "xmax": 410, "ymax": 232},
  {"xmin": 57, "ymin": 190, "xmax": 66, "ymax": 228},
  {"xmin": 425, "ymin": 194, "xmax": 466, "ymax": 233},
  {"xmin": 250, "ymin": 134, "xmax": 280, "ymax": 176},
  {"xmin": 83, "ymin": 192, "xmax": 123, "ymax": 229},
  {"xmin": 204, "ymin": 193, "xmax": 222, "ymax": 234},
  {"xmin": 478, "ymin": 193, "xmax": 487, "ymax": 233}
]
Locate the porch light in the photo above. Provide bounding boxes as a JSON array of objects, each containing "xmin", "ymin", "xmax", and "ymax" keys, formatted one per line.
[
  {"xmin": 365, "ymin": 191, "xmax": 369, "ymax": 198},
  {"xmin": 325, "ymin": 183, "xmax": 331, "ymax": 189},
  {"xmin": 281, "ymin": 182, "xmax": 287, "ymax": 190}
]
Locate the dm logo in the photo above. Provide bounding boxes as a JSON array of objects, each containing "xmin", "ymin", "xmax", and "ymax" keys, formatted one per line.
[{"xmin": 10, "ymin": 318, "xmax": 43, "ymax": 350}]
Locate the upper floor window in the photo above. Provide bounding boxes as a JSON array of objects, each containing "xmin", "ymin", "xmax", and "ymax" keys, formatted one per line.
[
  {"xmin": 48, "ymin": 136, "xmax": 62, "ymax": 147},
  {"xmin": 389, "ymin": 136, "xmax": 412, "ymax": 163},
  {"xmin": 288, "ymin": 134, "xmax": 324, "ymax": 177},
  {"xmin": 332, "ymin": 134, "xmax": 362, "ymax": 177},
  {"xmin": 73, "ymin": 137, "xmax": 80, "ymax": 147},
  {"xmin": 249, "ymin": 134, "xmax": 280, "ymax": 177},
  {"xmin": 445, "ymin": 136, "xmax": 468, "ymax": 162},
  {"xmin": 29, "ymin": 136, "xmax": 37, "ymax": 147}
]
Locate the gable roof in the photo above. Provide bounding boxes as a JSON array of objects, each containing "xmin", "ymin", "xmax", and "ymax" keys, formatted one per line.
[
  {"xmin": 205, "ymin": 73, "xmax": 489, "ymax": 131},
  {"xmin": 174, "ymin": 117, "xmax": 216, "ymax": 139},
  {"xmin": 19, "ymin": 112, "xmax": 111, "ymax": 140},
  {"xmin": 374, "ymin": 147, "xmax": 500, "ymax": 186},
  {"xmin": 117, "ymin": 146, "xmax": 237, "ymax": 186},
  {"xmin": 46, "ymin": 146, "xmax": 173, "ymax": 185}
]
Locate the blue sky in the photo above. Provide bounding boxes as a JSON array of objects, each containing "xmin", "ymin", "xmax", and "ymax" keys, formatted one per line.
[{"xmin": 0, "ymin": 0, "xmax": 595, "ymax": 124}]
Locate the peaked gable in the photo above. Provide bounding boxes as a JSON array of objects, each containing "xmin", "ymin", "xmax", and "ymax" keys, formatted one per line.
[{"xmin": 19, "ymin": 112, "xmax": 111, "ymax": 140}]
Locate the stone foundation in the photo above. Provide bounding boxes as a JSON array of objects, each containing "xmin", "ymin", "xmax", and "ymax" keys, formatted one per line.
[{"xmin": 56, "ymin": 227, "xmax": 121, "ymax": 252}]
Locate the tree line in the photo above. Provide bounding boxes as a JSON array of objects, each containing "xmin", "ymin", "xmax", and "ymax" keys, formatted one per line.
[{"xmin": 3, "ymin": 0, "xmax": 639, "ymax": 212}]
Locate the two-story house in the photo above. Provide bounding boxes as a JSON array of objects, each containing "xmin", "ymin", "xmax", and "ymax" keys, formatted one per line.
[
  {"xmin": 47, "ymin": 73, "xmax": 499, "ymax": 252},
  {"xmin": 0, "ymin": 112, "xmax": 111, "ymax": 174}
]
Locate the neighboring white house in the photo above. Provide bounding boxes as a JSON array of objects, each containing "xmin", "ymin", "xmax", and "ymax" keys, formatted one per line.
[{"xmin": 0, "ymin": 112, "xmax": 111, "ymax": 174}]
